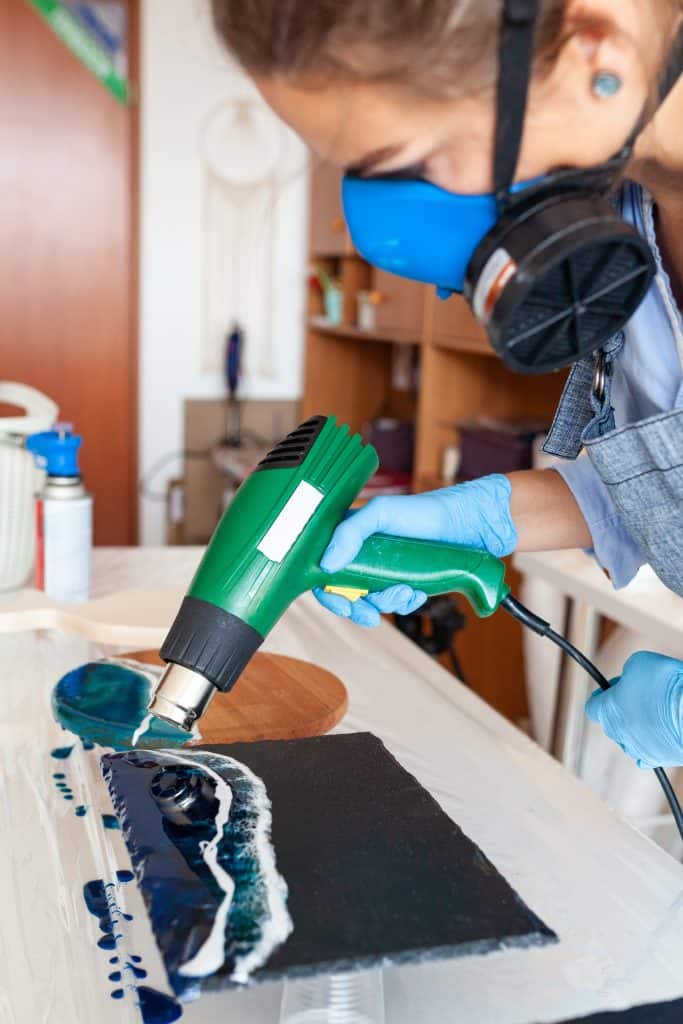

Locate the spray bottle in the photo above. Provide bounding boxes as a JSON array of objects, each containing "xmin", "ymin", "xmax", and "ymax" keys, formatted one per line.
[{"xmin": 26, "ymin": 426, "xmax": 92, "ymax": 602}]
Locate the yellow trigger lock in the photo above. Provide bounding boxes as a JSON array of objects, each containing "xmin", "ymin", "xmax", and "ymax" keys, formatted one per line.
[{"xmin": 323, "ymin": 585, "xmax": 369, "ymax": 602}]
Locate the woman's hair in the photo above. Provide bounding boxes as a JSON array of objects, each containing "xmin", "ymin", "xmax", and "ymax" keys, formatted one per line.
[{"xmin": 211, "ymin": 0, "xmax": 681, "ymax": 98}]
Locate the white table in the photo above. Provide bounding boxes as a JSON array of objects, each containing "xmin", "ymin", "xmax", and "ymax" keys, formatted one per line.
[{"xmin": 3, "ymin": 547, "xmax": 683, "ymax": 1024}]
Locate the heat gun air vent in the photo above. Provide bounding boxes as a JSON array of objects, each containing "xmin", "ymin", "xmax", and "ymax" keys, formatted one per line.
[{"xmin": 256, "ymin": 415, "xmax": 327, "ymax": 471}]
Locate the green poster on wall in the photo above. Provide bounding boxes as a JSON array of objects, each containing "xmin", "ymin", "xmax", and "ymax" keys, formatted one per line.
[{"xmin": 28, "ymin": 0, "xmax": 130, "ymax": 105}]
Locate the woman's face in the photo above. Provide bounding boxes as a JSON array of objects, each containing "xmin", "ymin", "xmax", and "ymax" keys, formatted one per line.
[{"xmin": 256, "ymin": 2, "xmax": 654, "ymax": 194}]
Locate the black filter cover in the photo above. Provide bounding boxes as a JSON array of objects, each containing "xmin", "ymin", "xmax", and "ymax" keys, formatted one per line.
[{"xmin": 467, "ymin": 193, "xmax": 655, "ymax": 375}]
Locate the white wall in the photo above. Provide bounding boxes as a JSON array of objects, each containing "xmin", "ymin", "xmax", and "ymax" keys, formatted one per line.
[{"xmin": 139, "ymin": 0, "xmax": 308, "ymax": 544}]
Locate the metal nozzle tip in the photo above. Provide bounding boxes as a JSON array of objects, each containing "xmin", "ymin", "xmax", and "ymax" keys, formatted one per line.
[{"xmin": 149, "ymin": 663, "xmax": 217, "ymax": 732}]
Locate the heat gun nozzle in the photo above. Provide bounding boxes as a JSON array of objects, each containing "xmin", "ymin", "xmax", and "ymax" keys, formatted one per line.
[{"xmin": 148, "ymin": 663, "xmax": 216, "ymax": 732}]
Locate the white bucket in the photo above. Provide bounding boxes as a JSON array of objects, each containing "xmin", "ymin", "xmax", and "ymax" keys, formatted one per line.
[{"xmin": 0, "ymin": 383, "xmax": 58, "ymax": 591}]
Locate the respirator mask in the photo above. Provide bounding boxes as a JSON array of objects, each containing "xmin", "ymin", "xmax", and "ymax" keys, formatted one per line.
[{"xmin": 342, "ymin": 0, "xmax": 683, "ymax": 374}]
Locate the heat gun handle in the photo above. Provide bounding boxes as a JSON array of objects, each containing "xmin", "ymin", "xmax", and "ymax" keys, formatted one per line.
[{"xmin": 321, "ymin": 535, "xmax": 509, "ymax": 618}]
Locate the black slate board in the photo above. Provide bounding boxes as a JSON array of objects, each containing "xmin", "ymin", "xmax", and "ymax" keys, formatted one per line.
[
  {"xmin": 104, "ymin": 732, "xmax": 556, "ymax": 994},
  {"xmin": 550, "ymin": 997, "xmax": 683, "ymax": 1023}
]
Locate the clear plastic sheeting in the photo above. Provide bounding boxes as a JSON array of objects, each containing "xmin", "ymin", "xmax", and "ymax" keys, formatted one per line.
[{"xmin": 2, "ymin": 548, "xmax": 683, "ymax": 1023}]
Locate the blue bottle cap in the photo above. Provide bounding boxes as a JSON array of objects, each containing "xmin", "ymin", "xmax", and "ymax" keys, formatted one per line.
[{"xmin": 26, "ymin": 426, "xmax": 83, "ymax": 477}]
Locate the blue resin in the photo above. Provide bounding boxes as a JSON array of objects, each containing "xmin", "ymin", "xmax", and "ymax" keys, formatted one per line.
[
  {"xmin": 52, "ymin": 660, "xmax": 189, "ymax": 751},
  {"xmin": 51, "ymin": 745, "xmax": 74, "ymax": 759},
  {"xmin": 82, "ymin": 878, "xmax": 183, "ymax": 1020},
  {"xmin": 102, "ymin": 750, "xmax": 288, "ymax": 996},
  {"xmin": 53, "ymin": 772, "xmax": 66, "ymax": 779},
  {"xmin": 102, "ymin": 814, "xmax": 121, "ymax": 830},
  {"xmin": 84, "ymin": 878, "xmax": 123, "ymax": 952},
  {"xmin": 75, "ymin": 805, "xmax": 88, "ymax": 817},
  {"xmin": 126, "ymin": 961, "xmax": 148, "ymax": 980},
  {"xmin": 83, "ymin": 880, "xmax": 111, "ymax": 932},
  {"xmin": 137, "ymin": 986, "xmax": 183, "ymax": 1023}
]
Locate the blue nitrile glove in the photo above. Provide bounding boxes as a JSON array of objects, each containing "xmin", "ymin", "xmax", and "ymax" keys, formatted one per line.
[
  {"xmin": 585, "ymin": 652, "xmax": 683, "ymax": 769},
  {"xmin": 313, "ymin": 473, "xmax": 517, "ymax": 627}
]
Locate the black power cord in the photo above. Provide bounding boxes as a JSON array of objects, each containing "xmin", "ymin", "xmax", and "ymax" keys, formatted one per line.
[{"xmin": 502, "ymin": 593, "xmax": 683, "ymax": 842}]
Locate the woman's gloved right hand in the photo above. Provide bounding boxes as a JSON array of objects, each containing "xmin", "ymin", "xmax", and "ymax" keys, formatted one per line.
[{"xmin": 314, "ymin": 473, "xmax": 518, "ymax": 627}]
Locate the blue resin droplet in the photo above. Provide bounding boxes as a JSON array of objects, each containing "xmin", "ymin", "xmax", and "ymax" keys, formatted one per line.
[
  {"xmin": 52, "ymin": 660, "xmax": 189, "ymax": 751},
  {"xmin": 109, "ymin": 971, "xmax": 122, "ymax": 982},
  {"xmin": 51, "ymin": 745, "xmax": 74, "ymax": 759},
  {"xmin": 125, "ymin": 961, "xmax": 148, "ymax": 980},
  {"xmin": 116, "ymin": 870, "xmax": 134, "ymax": 883},
  {"xmin": 83, "ymin": 880, "xmax": 108, "ymax": 916},
  {"xmin": 75, "ymin": 805, "xmax": 88, "ymax": 817},
  {"xmin": 111, "ymin": 988, "xmax": 124, "ymax": 1000},
  {"xmin": 109, "ymin": 956, "xmax": 119, "ymax": 964},
  {"xmin": 102, "ymin": 814, "xmax": 120, "ymax": 830},
  {"xmin": 130, "ymin": 955, "xmax": 142, "ymax": 963},
  {"xmin": 82, "ymin": 738, "xmax": 95, "ymax": 750},
  {"xmin": 83, "ymin": 878, "xmax": 125, "ymax": 954},
  {"xmin": 137, "ymin": 986, "xmax": 183, "ymax": 1023},
  {"xmin": 83, "ymin": 880, "xmax": 114, "ymax": 934},
  {"xmin": 63, "ymin": 794, "xmax": 74, "ymax": 801},
  {"xmin": 53, "ymin": 772, "xmax": 66, "ymax": 779}
]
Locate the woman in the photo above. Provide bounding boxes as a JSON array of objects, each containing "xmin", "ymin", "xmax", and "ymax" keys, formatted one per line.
[{"xmin": 211, "ymin": 1, "xmax": 683, "ymax": 769}]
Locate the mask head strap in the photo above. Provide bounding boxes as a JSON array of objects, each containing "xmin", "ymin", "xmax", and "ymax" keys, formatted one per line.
[
  {"xmin": 658, "ymin": 17, "xmax": 683, "ymax": 103},
  {"xmin": 494, "ymin": 0, "xmax": 539, "ymax": 210}
]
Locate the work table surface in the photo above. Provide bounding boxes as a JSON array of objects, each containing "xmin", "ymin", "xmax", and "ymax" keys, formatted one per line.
[{"xmin": 3, "ymin": 546, "xmax": 683, "ymax": 1024}]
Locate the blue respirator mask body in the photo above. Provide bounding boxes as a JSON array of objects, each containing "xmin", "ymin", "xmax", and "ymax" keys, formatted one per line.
[{"xmin": 342, "ymin": 1, "xmax": 683, "ymax": 374}]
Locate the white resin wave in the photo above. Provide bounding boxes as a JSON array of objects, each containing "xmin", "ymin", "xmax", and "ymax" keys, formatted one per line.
[{"xmin": 159, "ymin": 749, "xmax": 293, "ymax": 984}]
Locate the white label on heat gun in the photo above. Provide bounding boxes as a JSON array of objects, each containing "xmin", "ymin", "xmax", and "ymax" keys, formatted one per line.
[{"xmin": 257, "ymin": 481, "xmax": 324, "ymax": 563}]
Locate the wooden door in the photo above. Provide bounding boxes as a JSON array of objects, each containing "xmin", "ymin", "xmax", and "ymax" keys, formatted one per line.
[{"xmin": 0, "ymin": 0, "xmax": 138, "ymax": 544}]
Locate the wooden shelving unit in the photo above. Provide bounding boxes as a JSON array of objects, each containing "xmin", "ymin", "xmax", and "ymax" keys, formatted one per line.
[
  {"xmin": 302, "ymin": 162, "xmax": 568, "ymax": 723},
  {"xmin": 308, "ymin": 316, "xmax": 420, "ymax": 347}
]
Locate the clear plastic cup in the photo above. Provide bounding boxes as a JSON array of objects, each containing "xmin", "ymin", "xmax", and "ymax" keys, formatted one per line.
[{"xmin": 279, "ymin": 968, "xmax": 385, "ymax": 1024}]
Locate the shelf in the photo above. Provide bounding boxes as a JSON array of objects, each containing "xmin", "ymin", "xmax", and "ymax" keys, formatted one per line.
[
  {"xmin": 432, "ymin": 332, "xmax": 493, "ymax": 356},
  {"xmin": 308, "ymin": 316, "xmax": 421, "ymax": 347},
  {"xmin": 312, "ymin": 250, "xmax": 362, "ymax": 261}
]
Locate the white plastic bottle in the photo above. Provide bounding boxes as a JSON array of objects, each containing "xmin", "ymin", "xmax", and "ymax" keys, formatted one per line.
[{"xmin": 26, "ymin": 426, "xmax": 92, "ymax": 603}]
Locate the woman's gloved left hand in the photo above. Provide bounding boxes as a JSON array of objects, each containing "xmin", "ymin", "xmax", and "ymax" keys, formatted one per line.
[{"xmin": 585, "ymin": 651, "xmax": 683, "ymax": 769}]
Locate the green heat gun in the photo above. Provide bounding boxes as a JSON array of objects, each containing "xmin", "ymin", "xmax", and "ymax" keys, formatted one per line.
[{"xmin": 150, "ymin": 415, "xmax": 510, "ymax": 730}]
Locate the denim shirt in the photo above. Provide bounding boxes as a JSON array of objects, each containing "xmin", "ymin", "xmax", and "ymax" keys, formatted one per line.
[{"xmin": 550, "ymin": 181, "xmax": 683, "ymax": 587}]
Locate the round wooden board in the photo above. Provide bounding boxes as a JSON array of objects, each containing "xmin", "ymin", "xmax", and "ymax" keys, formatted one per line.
[{"xmin": 124, "ymin": 650, "xmax": 348, "ymax": 745}]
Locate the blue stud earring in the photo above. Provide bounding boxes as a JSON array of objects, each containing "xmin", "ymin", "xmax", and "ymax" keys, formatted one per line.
[{"xmin": 592, "ymin": 71, "xmax": 622, "ymax": 99}]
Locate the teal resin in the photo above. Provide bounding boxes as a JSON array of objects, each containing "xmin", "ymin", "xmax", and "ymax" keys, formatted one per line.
[{"xmin": 52, "ymin": 659, "xmax": 189, "ymax": 751}]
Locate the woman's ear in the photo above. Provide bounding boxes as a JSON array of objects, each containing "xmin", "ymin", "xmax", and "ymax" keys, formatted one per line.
[
  {"xmin": 560, "ymin": 0, "xmax": 650, "ymax": 105},
  {"xmin": 528, "ymin": 1, "xmax": 650, "ymax": 165},
  {"xmin": 514, "ymin": 2, "xmax": 652, "ymax": 175}
]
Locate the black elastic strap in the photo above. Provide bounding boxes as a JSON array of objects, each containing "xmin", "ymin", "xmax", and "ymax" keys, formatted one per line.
[
  {"xmin": 494, "ymin": 0, "xmax": 539, "ymax": 208},
  {"xmin": 659, "ymin": 19, "xmax": 683, "ymax": 103}
]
